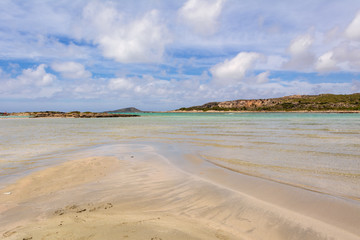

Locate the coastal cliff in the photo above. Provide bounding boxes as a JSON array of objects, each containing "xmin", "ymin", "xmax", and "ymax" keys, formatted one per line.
[{"xmin": 177, "ymin": 93, "xmax": 360, "ymax": 112}]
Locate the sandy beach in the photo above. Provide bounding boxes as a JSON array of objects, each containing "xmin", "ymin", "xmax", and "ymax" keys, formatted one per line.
[
  {"xmin": 1, "ymin": 144, "xmax": 359, "ymax": 240},
  {"xmin": 2, "ymin": 0, "xmax": 360, "ymax": 238}
]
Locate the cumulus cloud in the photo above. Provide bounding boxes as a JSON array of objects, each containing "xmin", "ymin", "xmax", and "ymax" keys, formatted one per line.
[
  {"xmin": 314, "ymin": 10, "xmax": 360, "ymax": 73},
  {"xmin": 108, "ymin": 78, "xmax": 134, "ymax": 91},
  {"xmin": 332, "ymin": 42, "xmax": 360, "ymax": 70},
  {"xmin": 315, "ymin": 51, "xmax": 338, "ymax": 72},
  {"xmin": 283, "ymin": 33, "xmax": 315, "ymax": 70},
  {"xmin": 288, "ymin": 34, "xmax": 313, "ymax": 56},
  {"xmin": 316, "ymin": 42, "xmax": 360, "ymax": 72},
  {"xmin": 345, "ymin": 11, "xmax": 360, "ymax": 41},
  {"xmin": 52, "ymin": 62, "xmax": 92, "ymax": 79},
  {"xmin": 255, "ymin": 71, "xmax": 270, "ymax": 84},
  {"xmin": 179, "ymin": 0, "xmax": 225, "ymax": 36},
  {"xmin": 0, "ymin": 64, "xmax": 61, "ymax": 98},
  {"xmin": 312, "ymin": 11, "xmax": 360, "ymax": 73},
  {"xmin": 210, "ymin": 52, "xmax": 262, "ymax": 85},
  {"xmin": 256, "ymin": 55, "xmax": 287, "ymax": 71},
  {"xmin": 17, "ymin": 64, "xmax": 56, "ymax": 87},
  {"xmin": 80, "ymin": 2, "xmax": 171, "ymax": 63}
]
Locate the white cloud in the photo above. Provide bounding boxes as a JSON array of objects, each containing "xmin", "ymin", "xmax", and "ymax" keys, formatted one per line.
[
  {"xmin": 52, "ymin": 62, "xmax": 92, "ymax": 79},
  {"xmin": 256, "ymin": 55, "xmax": 287, "ymax": 71},
  {"xmin": 210, "ymin": 52, "xmax": 262, "ymax": 85},
  {"xmin": 312, "ymin": 11, "xmax": 360, "ymax": 73},
  {"xmin": 283, "ymin": 33, "xmax": 315, "ymax": 70},
  {"xmin": 288, "ymin": 34, "xmax": 313, "ymax": 56},
  {"xmin": 108, "ymin": 78, "xmax": 134, "ymax": 91},
  {"xmin": 332, "ymin": 42, "xmax": 360, "ymax": 70},
  {"xmin": 81, "ymin": 2, "xmax": 171, "ymax": 63},
  {"xmin": 345, "ymin": 11, "xmax": 360, "ymax": 41},
  {"xmin": 179, "ymin": 0, "xmax": 225, "ymax": 36},
  {"xmin": 315, "ymin": 42, "xmax": 360, "ymax": 72},
  {"xmin": 0, "ymin": 64, "xmax": 61, "ymax": 98},
  {"xmin": 315, "ymin": 51, "xmax": 338, "ymax": 72},
  {"xmin": 18, "ymin": 64, "xmax": 56, "ymax": 87},
  {"xmin": 352, "ymin": 80, "xmax": 360, "ymax": 92},
  {"xmin": 324, "ymin": 27, "xmax": 341, "ymax": 43},
  {"xmin": 255, "ymin": 71, "xmax": 270, "ymax": 84},
  {"xmin": 72, "ymin": 83, "xmax": 107, "ymax": 98}
]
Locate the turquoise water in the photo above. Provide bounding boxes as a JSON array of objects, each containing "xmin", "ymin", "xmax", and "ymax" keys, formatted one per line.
[{"xmin": 1, "ymin": 113, "xmax": 359, "ymax": 201}]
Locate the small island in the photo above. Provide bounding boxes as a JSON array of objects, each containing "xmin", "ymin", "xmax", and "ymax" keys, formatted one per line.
[
  {"xmin": 176, "ymin": 93, "xmax": 360, "ymax": 112},
  {"xmin": 106, "ymin": 107, "xmax": 144, "ymax": 113}
]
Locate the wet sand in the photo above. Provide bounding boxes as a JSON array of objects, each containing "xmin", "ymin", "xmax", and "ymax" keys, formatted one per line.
[{"xmin": 0, "ymin": 144, "xmax": 359, "ymax": 240}]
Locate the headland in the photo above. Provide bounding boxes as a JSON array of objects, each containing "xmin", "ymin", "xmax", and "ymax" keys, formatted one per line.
[{"xmin": 176, "ymin": 93, "xmax": 360, "ymax": 112}]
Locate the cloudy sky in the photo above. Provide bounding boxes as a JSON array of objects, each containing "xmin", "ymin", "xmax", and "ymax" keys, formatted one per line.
[{"xmin": 1, "ymin": 0, "xmax": 360, "ymax": 111}]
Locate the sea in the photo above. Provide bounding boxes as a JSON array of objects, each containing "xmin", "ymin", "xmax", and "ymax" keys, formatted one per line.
[{"xmin": 1, "ymin": 112, "xmax": 359, "ymax": 202}]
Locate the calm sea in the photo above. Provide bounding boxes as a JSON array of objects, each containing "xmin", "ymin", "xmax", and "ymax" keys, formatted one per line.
[{"xmin": 1, "ymin": 112, "xmax": 359, "ymax": 201}]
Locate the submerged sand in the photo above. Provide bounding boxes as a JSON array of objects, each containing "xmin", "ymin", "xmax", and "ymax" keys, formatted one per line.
[{"xmin": 0, "ymin": 144, "xmax": 359, "ymax": 240}]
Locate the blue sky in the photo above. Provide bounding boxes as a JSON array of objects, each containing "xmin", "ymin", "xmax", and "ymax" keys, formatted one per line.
[{"xmin": 1, "ymin": 0, "xmax": 360, "ymax": 111}]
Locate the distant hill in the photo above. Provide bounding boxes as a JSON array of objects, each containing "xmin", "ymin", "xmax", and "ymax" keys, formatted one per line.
[
  {"xmin": 177, "ymin": 93, "xmax": 360, "ymax": 112},
  {"xmin": 107, "ymin": 107, "xmax": 143, "ymax": 113}
]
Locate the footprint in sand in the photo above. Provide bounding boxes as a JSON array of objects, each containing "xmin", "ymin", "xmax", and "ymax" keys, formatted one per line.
[
  {"xmin": 89, "ymin": 202, "xmax": 113, "ymax": 212},
  {"xmin": 215, "ymin": 231, "xmax": 229, "ymax": 240},
  {"xmin": 2, "ymin": 230, "xmax": 16, "ymax": 238},
  {"xmin": 54, "ymin": 202, "xmax": 114, "ymax": 216},
  {"xmin": 76, "ymin": 208, "xmax": 87, "ymax": 213},
  {"xmin": 54, "ymin": 209, "xmax": 65, "ymax": 215},
  {"xmin": 2, "ymin": 226, "xmax": 22, "ymax": 238}
]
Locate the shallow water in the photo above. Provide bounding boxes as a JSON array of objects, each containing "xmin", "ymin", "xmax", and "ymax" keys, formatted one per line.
[{"xmin": 0, "ymin": 113, "xmax": 359, "ymax": 201}]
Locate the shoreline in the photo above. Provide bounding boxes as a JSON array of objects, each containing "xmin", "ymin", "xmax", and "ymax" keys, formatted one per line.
[
  {"xmin": 1, "ymin": 144, "xmax": 359, "ymax": 240},
  {"xmin": 2, "ymin": 111, "xmax": 359, "ymax": 120},
  {"xmin": 180, "ymin": 153, "xmax": 360, "ymax": 236}
]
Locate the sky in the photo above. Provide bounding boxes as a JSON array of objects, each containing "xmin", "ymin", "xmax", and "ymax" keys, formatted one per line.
[{"xmin": 1, "ymin": 0, "xmax": 360, "ymax": 112}]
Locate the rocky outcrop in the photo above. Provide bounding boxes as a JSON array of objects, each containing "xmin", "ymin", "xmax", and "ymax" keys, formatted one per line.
[
  {"xmin": 10, "ymin": 111, "xmax": 139, "ymax": 118},
  {"xmin": 177, "ymin": 94, "xmax": 360, "ymax": 112}
]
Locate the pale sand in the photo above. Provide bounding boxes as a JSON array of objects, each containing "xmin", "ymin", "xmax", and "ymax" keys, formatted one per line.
[{"xmin": 0, "ymin": 144, "xmax": 359, "ymax": 240}]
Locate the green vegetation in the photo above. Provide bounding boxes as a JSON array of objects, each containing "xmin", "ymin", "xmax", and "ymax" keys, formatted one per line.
[
  {"xmin": 177, "ymin": 94, "xmax": 360, "ymax": 112},
  {"xmin": 68, "ymin": 111, "xmax": 81, "ymax": 114}
]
